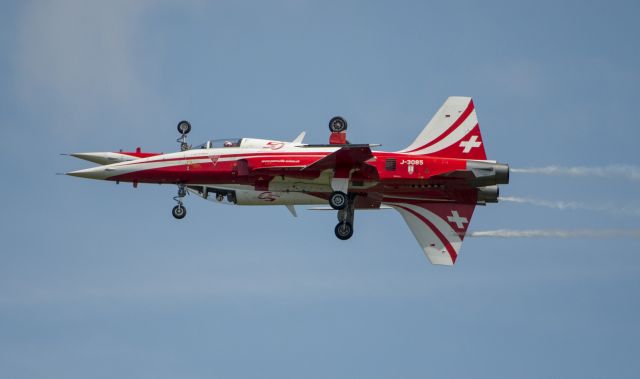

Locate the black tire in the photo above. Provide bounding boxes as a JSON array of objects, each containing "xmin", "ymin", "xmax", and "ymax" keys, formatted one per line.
[
  {"xmin": 328, "ymin": 116, "xmax": 347, "ymax": 133},
  {"xmin": 172, "ymin": 205, "xmax": 187, "ymax": 219},
  {"xmin": 329, "ymin": 191, "xmax": 348, "ymax": 210},
  {"xmin": 335, "ymin": 222, "xmax": 353, "ymax": 240},
  {"xmin": 177, "ymin": 120, "xmax": 191, "ymax": 135}
]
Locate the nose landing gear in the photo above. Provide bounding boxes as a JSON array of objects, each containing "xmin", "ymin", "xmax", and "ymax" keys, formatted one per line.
[
  {"xmin": 172, "ymin": 204, "xmax": 187, "ymax": 219},
  {"xmin": 172, "ymin": 184, "xmax": 188, "ymax": 219},
  {"xmin": 172, "ymin": 120, "xmax": 191, "ymax": 218}
]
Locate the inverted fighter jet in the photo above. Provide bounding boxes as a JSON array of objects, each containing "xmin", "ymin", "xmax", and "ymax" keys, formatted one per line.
[{"xmin": 67, "ymin": 97, "xmax": 509, "ymax": 265}]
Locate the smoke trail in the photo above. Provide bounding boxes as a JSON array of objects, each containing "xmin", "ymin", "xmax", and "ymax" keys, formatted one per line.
[
  {"xmin": 499, "ymin": 196, "xmax": 640, "ymax": 217},
  {"xmin": 511, "ymin": 165, "xmax": 640, "ymax": 181},
  {"xmin": 469, "ymin": 229, "xmax": 640, "ymax": 239}
]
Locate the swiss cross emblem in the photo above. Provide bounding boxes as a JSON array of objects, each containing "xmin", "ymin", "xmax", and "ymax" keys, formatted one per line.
[
  {"xmin": 447, "ymin": 210, "xmax": 468, "ymax": 229},
  {"xmin": 459, "ymin": 135, "xmax": 482, "ymax": 153},
  {"xmin": 408, "ymin": 165, "xmax": 415, "ymax": 174}
]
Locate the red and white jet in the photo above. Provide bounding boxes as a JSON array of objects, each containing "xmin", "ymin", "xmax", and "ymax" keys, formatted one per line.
[{"xmin": 67, "ymin": 97, "xmax": 509, "ymax": 265}]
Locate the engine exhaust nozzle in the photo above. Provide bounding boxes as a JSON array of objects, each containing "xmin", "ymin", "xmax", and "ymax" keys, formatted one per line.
[
  {"xmin": 494, "ymin": 163, "xmax": 510, "ymax": 185},
  {"xmin": 477, "ymin": 185, "xmax": 499, "ymax": 203},
  {"xmin": 466, "ymin": 161, "xmax": 510, "ymax": 186}
]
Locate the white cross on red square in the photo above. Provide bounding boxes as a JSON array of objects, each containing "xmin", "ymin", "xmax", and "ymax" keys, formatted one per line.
[
  {"xmin": 459, "ymin": 135, "xmax": 482, "ymax": 153},
  {"xmin": 447, "ymin": 210, "xmax": 468, "ymax": 229}
]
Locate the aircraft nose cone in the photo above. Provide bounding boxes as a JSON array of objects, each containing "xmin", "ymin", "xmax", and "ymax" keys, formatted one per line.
[
  {"xmin": 69, "ymin": 152, "xmax": 137, "ymax": 165},
  {"xmin": 70, "ymin": 152, "xmax": 114, "ymax": 165},
  {"xmin": 66, "ymin": 166, "xmax": 112, "ymax": 180}
]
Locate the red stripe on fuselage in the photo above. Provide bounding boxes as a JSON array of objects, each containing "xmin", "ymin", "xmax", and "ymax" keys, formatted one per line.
[{"xmin": 119, "ymin": 151, "xmax": 329, "ymax": 166}]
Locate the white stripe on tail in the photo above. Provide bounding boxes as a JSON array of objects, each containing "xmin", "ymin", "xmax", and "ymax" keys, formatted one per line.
[
  {"xmin": 387, "ymin": 202, "xmax": 476, "ymax": 266},
  {"xmin": 399, "ymin": 97, "xmax": 487, "ymax": 160}
]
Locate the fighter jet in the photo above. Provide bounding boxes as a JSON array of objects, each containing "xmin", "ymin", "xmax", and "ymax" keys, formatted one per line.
[{"xmin": 67, "ymin": 97, "xmax": 509, "ymax": 265}]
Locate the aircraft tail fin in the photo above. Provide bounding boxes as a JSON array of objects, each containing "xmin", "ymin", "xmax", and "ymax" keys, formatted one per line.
[
  {"xmin": 387, "ymin": 201, "xmax": 476, "ymax": 266},
  {"xmin": 399, "ymin": 97, "xmax": 487, "ymax": 160}
]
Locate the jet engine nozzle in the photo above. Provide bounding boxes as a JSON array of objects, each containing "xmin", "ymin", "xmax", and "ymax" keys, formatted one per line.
[
  {"xmin": 466, "ymin": 161, "xmax": 510, "ymax": 187},
  {"xmin": 494, "ymin": 163, "xmax": 510, "ymax": 185},
  {"xmin": 477, "ymin": 185, "xmax": 499, "ymax": 203}
]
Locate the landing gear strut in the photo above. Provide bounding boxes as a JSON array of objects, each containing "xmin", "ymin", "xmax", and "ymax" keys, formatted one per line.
[
  {"xmin": 334, "ymin": 194, "xmax": 356, "ymax": 240},
  {"xmin": 172, "ymin": 184, "xmax": 187, "ymax": 219}
]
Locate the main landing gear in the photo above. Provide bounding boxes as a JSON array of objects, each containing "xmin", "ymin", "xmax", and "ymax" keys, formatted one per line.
[
  {"xmin": 329, "ymin": 191, "xmax": 348, "ymax": 210},
  {"xmin": 335, "ymin": 222, "xmax": 353, "ymax": 240},
  {"xmin": 172, "ymin": 184, "xmax": 187, "ymax": 219},
  {"xmin": 328, "ymin": 116, "xmax": 348, "ymax": 133},
  {"xmin": 177, "ymin": 120, "xmax": 191, "ymax": 151},
  {"xmin": 334, "ymin": 193, "xmax": 355, "ymax": 240},
  {"xmin": 327, "ymin": 115, "xmax": 354, "ymax": 239}
]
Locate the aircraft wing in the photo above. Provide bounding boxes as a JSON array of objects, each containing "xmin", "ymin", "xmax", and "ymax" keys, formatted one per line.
[
  {"xmin": 387, "ymin": 202, "xmax": 476, "ymax": 266},
  {"xmin": 301, "ymin": 144, "xmax": 374, "ymax": 172},
  {"xmin": 249, "ymin": 144, "xmax": 375, "ymax": 177}
]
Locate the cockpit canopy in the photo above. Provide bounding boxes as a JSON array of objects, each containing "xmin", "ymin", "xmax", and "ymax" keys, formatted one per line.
[{"xmin": 193, "ymin": 138, "xmax": 242, "ymax": 149}]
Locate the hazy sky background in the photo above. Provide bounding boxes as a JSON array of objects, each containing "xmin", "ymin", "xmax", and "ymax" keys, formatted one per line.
[{"xmin": 2, "ymin": 1, "xmax": 640, "ymax": 378}]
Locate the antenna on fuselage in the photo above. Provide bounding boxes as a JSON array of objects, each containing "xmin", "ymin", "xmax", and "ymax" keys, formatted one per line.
[{"xmin": 176, "ymin": 120, "xmax": 192, "ymax": 151}]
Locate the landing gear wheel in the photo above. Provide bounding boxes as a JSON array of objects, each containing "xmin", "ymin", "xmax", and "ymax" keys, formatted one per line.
[
  {"xmin": 335, "ymin": 222, "xmax": 353, "ymax": 240},
  {"xmin": 177, "ymin": 120, "xmax": 191, "ymax": 135},
  {"xmin": 328, "ymin": 116, "xmax": 347, "ymax": 133},
  {"xmin": 172, "ymin": 205, "xmax": 187, "ymax": 219},
  {"xmin": 329, "ymin": 191, "xmax": 348, "ymax": 210}
]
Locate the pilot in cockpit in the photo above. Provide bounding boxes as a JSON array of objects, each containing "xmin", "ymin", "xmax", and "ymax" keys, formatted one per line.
[{"xmin": 223, "ymin": 141, "xmax": 233, "ymax": 147}]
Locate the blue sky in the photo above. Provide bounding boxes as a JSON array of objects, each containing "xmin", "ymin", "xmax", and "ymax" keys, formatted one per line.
[{"xmin": 1, "ymin": 1, "xmax": 639, "ymax": 378}]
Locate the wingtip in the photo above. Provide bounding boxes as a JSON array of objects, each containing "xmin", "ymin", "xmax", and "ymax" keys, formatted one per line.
[
  {"xmin": 285, "ymin": 205, "xmax": 298, "ymax": 217},
  {"xmin": 292, "ymin": 131, "xmax": 306, "ymax": 145}
]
